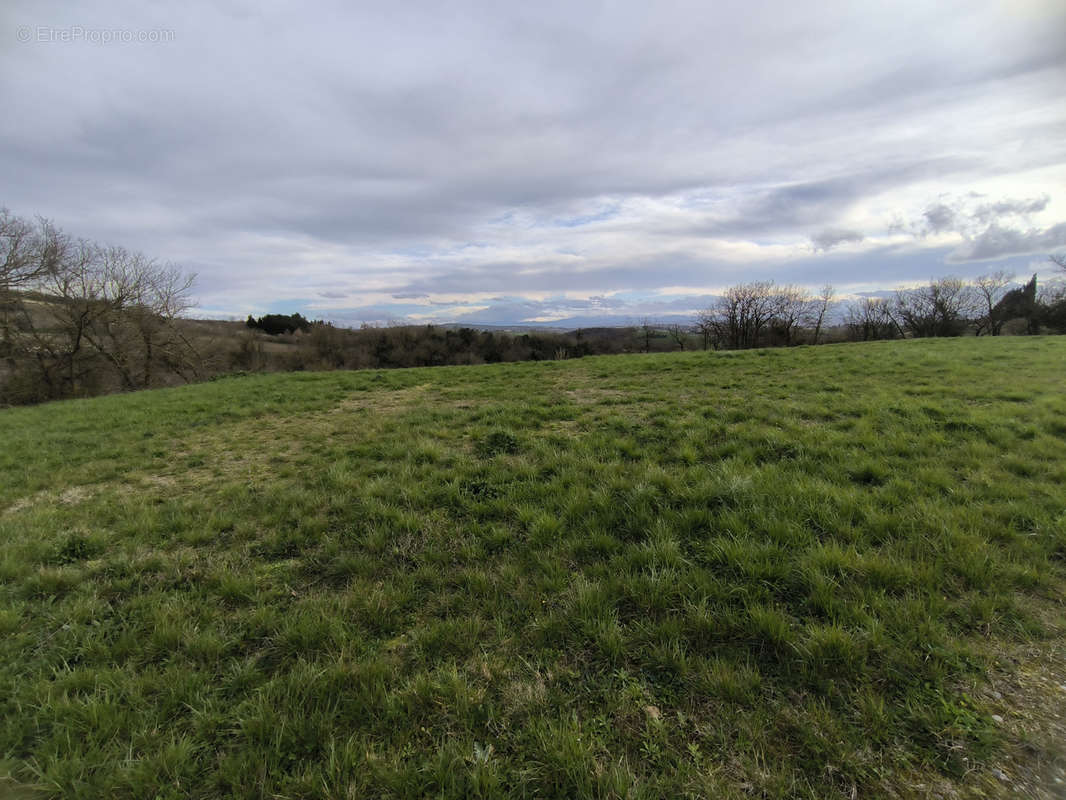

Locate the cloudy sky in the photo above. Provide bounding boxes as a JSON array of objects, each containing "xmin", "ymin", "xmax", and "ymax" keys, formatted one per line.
[{"xmin": 3, "ymin": 0, "xmax": 1065, "ymax": 327}]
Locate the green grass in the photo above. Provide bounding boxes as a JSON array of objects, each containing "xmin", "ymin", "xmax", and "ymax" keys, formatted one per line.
[{"xmin": 1, "ymin": 337, "xmax": 1064, "ymax": 799}]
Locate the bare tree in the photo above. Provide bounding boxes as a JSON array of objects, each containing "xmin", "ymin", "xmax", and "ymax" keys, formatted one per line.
[
  {"xmin": 665, "ymin": 322, "xmax": 688, "ymax": 351},
  {"xmin": 1, "ymin": 209, "xmax": 36, "ymax": 296},
  {"xmin": 972, "ymin": 270, "xmax": 1014, "ymax": 336},
  {"xmin": 1050, "ymin": 253, "xmax": 1066, "ymax": 274},
  {"xmin": 102, "ymin": 255, "xmax": 199, "ymax": 387},
  {"xmin": 893, "ymin": 277, "xmax": 977, "ymax": 338},
  {"xmin": 638, "ymin": 317, "xmax": 655, "ymax": 353},
  {"xmin": 769, "ymin": 284, "xmax": 812, "ymax": 346},
  {"xmin": 5, "ymin": 215, "xmax": 199, "ymax": 401},
  {"xmin": 10, "ymin": 239, "xmax": 97, "ymax": 395},
  {"xmin": 698, "ymin": 282, "xmax": 833, "ymax": 348},
  {"xmin": 845, "ymin": 297, "xmax": 900, "ymax": 341},
  {"xmin": 701, "ymin": 281, "xmax": 777, "ymax": 349},
  {"xmin": 811, "ymin": 284, "xmax": 834, "ymax": 345},
  {"xmin": 0, "ymin": 209, "xmax": 68, "ymax": 290},
  {"xmin": 1, "ymin": 210, "xmax": 70, "ymax": 358},
  {"xmin": 694, "ymin": 309, "xmax": 718, "ymax": 350}
]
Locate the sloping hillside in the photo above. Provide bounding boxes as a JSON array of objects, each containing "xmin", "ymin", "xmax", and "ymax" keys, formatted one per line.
[{"xmin": 1, "ymin": 337, "xmax": 1064, "ymax": 799}]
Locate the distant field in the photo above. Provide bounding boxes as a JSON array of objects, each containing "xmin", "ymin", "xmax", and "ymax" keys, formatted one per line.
[{"xmin": 1, "ymin": 337, "xmax": 1064, "ymax": 799}]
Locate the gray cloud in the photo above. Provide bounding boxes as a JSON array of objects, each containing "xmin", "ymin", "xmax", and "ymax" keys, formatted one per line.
[
  {"xmin": 948, "ymin": 221, "xmax": 1066, "ymax": 263},
  {"xmin": 922, "ymin": 203, "xmax": 957, "ymax": 235},
  {"xmin": 973, "ymin": 195, "xmax": 1050, "ymax": 225},
  {"xmin": 811, "ymin": 228, "xmax": 864, "ymax": 251}
]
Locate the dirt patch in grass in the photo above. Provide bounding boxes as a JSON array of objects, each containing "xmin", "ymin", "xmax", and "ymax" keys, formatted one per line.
[
  {"xmin": 328, "ymin": 383, "xmax": 434, "ymax": 414},
  {"xmin": 123, "ymin": 383, "xmax": 446, "ymax": 496},
  {"xmin": 3, "ymin": 486, "xmax": 91, "ymax": 516},
  {"xmin": 561, "ymin": 387, "xmax": 628, "ymax": 406}
]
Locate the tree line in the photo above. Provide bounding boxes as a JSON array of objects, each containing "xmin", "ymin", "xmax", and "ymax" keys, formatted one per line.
[
  {"xmin": 695, "ymin": 268, "xmax": 1065, "ymax": 350},
  {"xmin": 230, "ymin": 322, "xmax": 645, "ymax": 373}
]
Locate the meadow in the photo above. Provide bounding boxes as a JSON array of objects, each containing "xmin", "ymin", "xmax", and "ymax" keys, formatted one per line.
[{"xmin": 1, "ymin": 337, "xmax": 1064, "ymax": 799}]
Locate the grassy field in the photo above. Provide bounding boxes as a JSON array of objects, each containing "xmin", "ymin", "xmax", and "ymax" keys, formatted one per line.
[{"xmin": 1, "ymin": 337, "xmax": 1064, "ymax": 799}]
